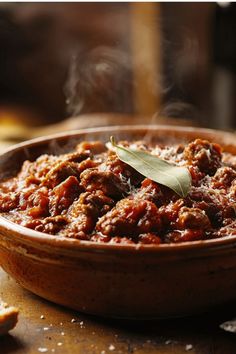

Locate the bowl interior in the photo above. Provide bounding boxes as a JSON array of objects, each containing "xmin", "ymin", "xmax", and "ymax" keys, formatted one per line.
[{"xmin": 0, "ymin": 124, "xmax": 236, "ymax": 254}]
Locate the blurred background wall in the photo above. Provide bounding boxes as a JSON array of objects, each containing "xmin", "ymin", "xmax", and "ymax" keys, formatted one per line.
[{"xmin": 0, "ymin": 2, "xmax": 235, "ymax": 132}]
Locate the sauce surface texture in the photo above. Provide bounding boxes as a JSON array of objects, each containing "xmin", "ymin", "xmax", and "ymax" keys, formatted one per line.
[{"xmin": 1, "ymin": 138, "xmax": 236, "ymax": 244}]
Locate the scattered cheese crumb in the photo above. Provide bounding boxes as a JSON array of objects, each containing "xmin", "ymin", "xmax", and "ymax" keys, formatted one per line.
[
  {"xmin": 185, "ymin": 344, "xmax": 193, "ymax": 351},
  {"xmin": 109, "ymin": 344, "xmax": 115, "ymax": 351},
  {"xmin": 57, "ymin": 342, "xmax": 63, "ymax": 346},
  {"xmin": 38, "ymin": 348, "xmax": 48, "ymax": 353},
  {"xmin": 165, "ymin": 340, "xmax": 172, "ymax": 345},
  {"xmin": 40, "ymin": 315, "xmax": 45, "ymax": 319}
]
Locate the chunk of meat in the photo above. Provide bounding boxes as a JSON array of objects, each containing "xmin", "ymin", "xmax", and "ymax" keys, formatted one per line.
[
  {"xmin": 109, "ymin": 236, "xmax": 135, "ymax": 244},
  {"xmin": 165, "ymin": 229, "xmax": 205, "ymax": 243},
  {"xmin": 19, "ymin": 185, "xmax": 42, "ymax": 210},
  {"xmin": 60, "ymin": 190, "xmax": 114, "ymax": 239},
  {"xmin": 212, "ymin": 167, "xmax": 236, "ymax": 189},
  {"xmin": 0, "ymin": 192, "xmax": 19, "ymax": 212},
  {"xmin": 62, "ymin": 151, "xmax": 91, "ymax": 163},
  {"xmin": 43, "ymin": 157, "xmax": 98, "ymax": 188},
  {"xmin": 69, "ymin": 190, "xmax": 114, "ymax": 219},
  {"xmin": 188, "ymin": 165, "xmax": 205, "ymax": 186},
  {"xmin": 50, "ymin": 176, "xmax": 81, "ymax": 216},
  {"xmin": 23, "ymin": 215, "xmax": 68, "ymax": 235},
  {"xmin": 190, "ymin": 199, "xmax": 223, "ymax": 228},
  {"xmin": 42, "ymin": 161, "xmax": 81, "ymax": 188},
  {"xmin": 76, "ymin": 141, "xmax": 106, "ymax": 154},
  {"xmin": 96, "ymin": 198, "xmax": 162, "ymax": 238},
  {"xmin": 60, "ymin": 215, "xmax": 93, "ymax": 240},
  {"xmin": 177, "ymin": 206, "xmax": 211, "ymax": 230},
  {"xmin": 80, "ymin": 169, "xmax": 129, "ymax": 198},
  {"xmin": 101, "ymin": 151, "xmax": 143, "ymax": 186},
  {"xmin": 27, "ymin": 187, "xmax": 49, "ymax": 218},
  {"xmin": 184, "ymin": 139, "xmax": 222, "ymax": 175},
  {"xmin": 188, "ymin": 186, "xmax": 234, "ymax": 226},
  {"xmin": 18, "ymin": 155, "xmax": 59, "ymax": 182},
  {"xmin": 18, "ymin": 185, "xmax": 50, "ymax": 219},
  {"xmin": 138, "ymin": 179, "xmax": 164, "ymax": 205},
  {"xmin": 159, "ymin": 199, "xmax": 185, "ymax": 227},
  {"xmin": 138, "ymin": 233, "xmax": 162, "ymax": 244},
  {"xmin": 137, "ymin": 178, "xmax": 179, "ymax": 206}
]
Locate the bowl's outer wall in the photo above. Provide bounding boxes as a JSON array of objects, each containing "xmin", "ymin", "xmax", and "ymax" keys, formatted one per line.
[
  {"xmin": 1, "ymin": 237, "xmax": 236, "ymax": 319},
  {"xmin": 1, "ymin": 125, "xmax": 236, "ymax": 318}
]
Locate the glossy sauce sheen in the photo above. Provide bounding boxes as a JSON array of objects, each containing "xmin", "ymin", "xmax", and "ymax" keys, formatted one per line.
[{"xmin": 0, "ymin": 139, "xmax": 236, "ymax": 244}]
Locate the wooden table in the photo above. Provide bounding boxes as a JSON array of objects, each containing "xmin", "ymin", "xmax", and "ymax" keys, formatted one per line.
[{"xmin": 1, "ymin": 268, "xmax": 236, "ymax": 354}]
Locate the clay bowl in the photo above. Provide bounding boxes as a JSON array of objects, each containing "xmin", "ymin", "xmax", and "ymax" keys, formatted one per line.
[{"xmin": 1, "ymin": 125, "xmax": 236, "ymax": 319}]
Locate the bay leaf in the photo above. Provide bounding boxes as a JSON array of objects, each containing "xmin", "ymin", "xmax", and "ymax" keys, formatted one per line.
[{"xmin": 110, "ymin": 136, "xmax": 192, "ymax": 198}]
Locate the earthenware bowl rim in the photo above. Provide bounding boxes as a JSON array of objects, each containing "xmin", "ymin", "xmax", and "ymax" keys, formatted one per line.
[{"xmin": 0, "ymin": 124, "xmax": 236, "ymax": 255}]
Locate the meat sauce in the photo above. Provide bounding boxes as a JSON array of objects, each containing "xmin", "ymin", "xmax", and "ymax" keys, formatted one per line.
[{"xmin": 0, "ymin": 138, "xmax": 236, "ymax": 244}]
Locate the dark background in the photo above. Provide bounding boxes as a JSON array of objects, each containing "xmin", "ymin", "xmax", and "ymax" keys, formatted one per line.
[{"xmin": 0, "ymin": 3, "xmax": 235, "ymax": 129}]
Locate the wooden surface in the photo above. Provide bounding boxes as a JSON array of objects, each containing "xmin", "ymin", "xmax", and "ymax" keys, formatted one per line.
[{"xmin": 1, "ymin": 268, "xmax": 236, "ymax": 354}]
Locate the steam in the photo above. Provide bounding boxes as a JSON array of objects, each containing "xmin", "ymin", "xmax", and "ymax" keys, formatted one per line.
[
  {"xmin": 158, "ymin": 101, "xmax": 199, "ymax": 121},
  {"xmin": 64, "ymin": 47, "xmax": 133, "ymax": 116},
  {"xmin": 65, "ymin": 53, "xmax": 81, "ymax": 115},
  {"xmin": 64, "ymin": 40, "xmax": 200, "ymax": 125}
]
